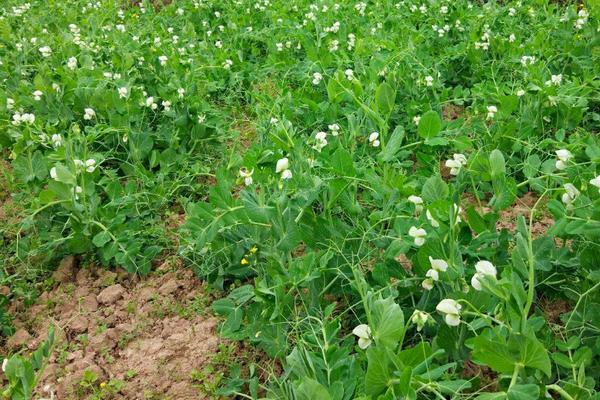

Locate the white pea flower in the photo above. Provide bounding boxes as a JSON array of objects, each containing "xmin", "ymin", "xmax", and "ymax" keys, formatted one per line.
[
  {"xmin": 329, "ymin": 39, "xmax": 339, "ymax": 52},
  {"xmin": 51, "ymin": 134, "xmax": 62, "ymax": 147},
  {"xmin": 574, "ymin": 9, "xmax": 588, "ymax": 30},
  {"xmin": 276, "ymin": 158, "xmax": 293, "ymax": 180},
  {"xmin": 471, "ymin": 260, "xmax": 497, "ymax": 291},
  {"xmin": 11, "ymin": 112, "xmax": 22, "ymax": 125},
  {"xmin": 161, "ymin": 101, "xmax": 171, "ymax": 112},
  {"xmin": 425, "ymin": 75, "xmax": 434, "ymax": 86},
  {"xmin": 429, "ymin": 256, "xmax": 448, "ymax": 272},
  {"xmin": 508, "ymin": 7, "xmax": 516, "ymax": 16},
  {"xmin": 410, "ymin": 310, "xmax": 430, "ymax": 331},
  {"xmin": 177, "ymin": 88, "xmax": 185, "ymax": 98},
  {"xmin": 276, "ymin": 157, "xmax": 289, "ymax": 173},
  {"xmin": 22, "ymin": 113, "xmax": 36, "ymax": 124},
  {"xmin": 239, "ymin": 167, "xmax": 254, "ymax": 186},
  {"xmin": 408, "ymin": 195, "xmax": 423, "ymax": 214},
  {"xmin": 561, "ymin": 183, "xmax": 579, "ymax": 208},
  {"xmin": 545, "ymin": 74, "xmax": 562, "ymax": 87},
  {"xmin": 85, "ymin": 159, "xmax": 96, "ymax": 173},
  {"xmin": 158, "ymin": 55, "xmax": 168, "ymax": 66},
  {"xmin": 445, "ymin": 153, "xmax": 467, "ymax": 175},
  {"xmin": 197, "ymin": 114, "xmax": 206, "ymax": 124},
  {"xmin": 516, "ymin": 89, "xmax": 526, "ymax": 97},
  {"xmin": 145, "ymin": 96, "xmax": 157, "ymax": 110},
  {"xmin": 32, "ymin": 90, "xmax": 43, "ymax": 101},
  {"xmin": 486, "ymin": 105, "xmax": 498, "ymax": 119},
  {"xmin": 328, "ymin": 124, "xmax": 340, "ymax": 136},
  {"xmin": 312, "ymin": 72, "xmax": 323, "ymax": 85},
  {"xmin": 422, "ymin": 278, "xmax": 434, "ymax": 291},
  {"xmin": 223, "ymin": 59, "xmax": 233, "ymax": 69},
  {"xmin": 50, "ymin": 167, "xmax": 58, "ymax": 180},
  {"xmin": 436, "ymin": 299, "xmax": 462, "ymax": 326},
  {"xmin": 425, "ymin": 268, "xmax": 439, "ymax": 281},
  {"xmin": 520, "ymin": 55, "xmax": 536, "ymax": 66},
  {"xmin": 118, "ymin": 87, "xmax": 128, "ymax": 99},
  {"xmin": 413, "ymin": 115, "xmax": 421, "ymax": 125},
  {"xmin": 352, "ymin": 324, "xmax": 372, "ymax": 349},
  {"xmin": 344, "ymin": 69, "xmax": 354, "ymax": 80},
  {"xmin": 347, "ymin": 33, "xmax": 356, "ymax": 50},
  {"xmin": 39, "ymin": 46, "xmax": 52, "ymax": 57},
  {"xmin": 552, "ymin": 74, "xmax": 562, "ymax": 85},
  {"xmin": 368, "ymin": 131, "xmax": 380, "ymax": 147},
  {"xmin": 7, "ymin": 98, "xmax": 15, "ymax": 110},
  {"xmin": 408, "ymin": 226, "xmax": 426, "ymax": 247},
  {"xmin": 66, "ymin": 57, "xmax": 78, "ymax": 71},
  {"xmin": 422, "ymin": 257, "xmax": 448, "ymax": 290},
  {"xmin": 83, "ymin": 108, "xmax": 95, "ymax": 120},
  {"xmin": 590, "ymin": 175, "xmax": 600, "ymax": 193},
  {"xmin": 555, "ymin": 149, "xmax": 572, "ymax": 170},
  {"xmin": 312, "ymin": 131, "xmax": 328, "ymax": 152}
]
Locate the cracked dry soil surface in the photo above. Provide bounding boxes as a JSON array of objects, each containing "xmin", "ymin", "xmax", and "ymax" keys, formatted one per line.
[{"xmin": 2, "ymin": 257, "xmax": 221, "ymax": 399}]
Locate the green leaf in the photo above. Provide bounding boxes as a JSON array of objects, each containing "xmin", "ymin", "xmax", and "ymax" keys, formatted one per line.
[
  {"xmin": 418, "ymin": 110, "xmax": 442, "ymax": 139},
  {"xmin": 472, "ymin": 332, "xmax": 551, "ymax": 376},
  {"xmin": 12, "ymin": 151, "xmax": 48, "ymax": 183},
  {"xmin": 476, "ymin": 392, "xmax": 507, "ymax": 400},
  {"xmin": 379, "ymin": 126, "xmax": 405, "ymax": 162},
  {"xmin": 421, "ymin": 175, "xmax": 449, "ymax": 203},
  {"xmin": 365, "ymin": 347, "xmax": 392, "ymax": 396},
  {"xmin": 507, "ymin": 384, "xmax": 539, "ymax": 400},
  {"xmin": 330, "ymin": 147, "xmax": 355, "ymax": 177},
  {"xmin": 472, "ymin": 335, "xmax": 515, "ymax": 373},
  {"xmin": 523, "ymin": 155, "xmax": 541, "ymax": 179},
  {"xmin": 466, "ymin": 207, "xmax": 488, "ymax": 234},
  {"xmin": 372, "ymin": 296, "xmax": 404, "ymax": 348},
  {"xmin": 295, "ymin": 378, "xmax": 332, "ymax": 400},
  {"xmin": 489, "ymin": 150, "xmax": 506, "ymax": 179},
  {"xmin": 326, "ymin": 71, "xmax": 345, "ymax": 103},
  {"xmin": 212, "ymin": 298, "xmax": 243, "ymax": 334},
  {"xmin": 53, "ymin": 164, "xmax": 76, "ymax": 185},
  {"xmin": 92, "ymin": 231, "xmax": 111, "ymax": 247},
  {"xmin": 490, "ymin": 177, "xmax": 517, "ymax": 211},
  {"xmin": 375, "ymin": 82, "xmax": 396, "ymax": 115},
  {"xmin": 424, "ymin": 136, "xmax": 449, "ymax": 146}
]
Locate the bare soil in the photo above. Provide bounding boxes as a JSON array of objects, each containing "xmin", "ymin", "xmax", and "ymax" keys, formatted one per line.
[
  {"xmin": 2, "ymin": 256, "xmax": 223, "ymax": 399},
  {"xmin": 463, "ymin": 192, "xmax": 554, "ymax": 237}
]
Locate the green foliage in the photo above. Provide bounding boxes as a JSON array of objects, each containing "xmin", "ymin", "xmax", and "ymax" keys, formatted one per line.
[
  {"xmin": 1, "ymin": 0, "xmax": 600, "ymax": 398},
  {"xmin": 2, "ymin": 328, "xmax": 54, "ymax": 400}
]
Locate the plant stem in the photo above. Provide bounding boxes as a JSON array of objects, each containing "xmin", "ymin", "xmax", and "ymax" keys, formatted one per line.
[{"xmin": 546, "ymin": 384, "xmax": 575, "ymax": 400}]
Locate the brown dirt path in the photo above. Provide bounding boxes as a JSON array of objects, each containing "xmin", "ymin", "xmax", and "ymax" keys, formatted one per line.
[{"xmin": 2, "ymin": 256, "xmax": 222, "ymax": 399}]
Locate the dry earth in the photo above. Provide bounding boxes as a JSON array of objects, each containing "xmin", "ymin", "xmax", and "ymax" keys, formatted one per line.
[{"xmin": 2, "ymin": 256, "xmax": 222, "ymax": 400}]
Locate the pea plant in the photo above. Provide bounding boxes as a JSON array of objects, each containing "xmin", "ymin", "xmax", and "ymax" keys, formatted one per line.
[{"xmin": 1, "ymin": 0, "xmax": 599, "ymax": 398}]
